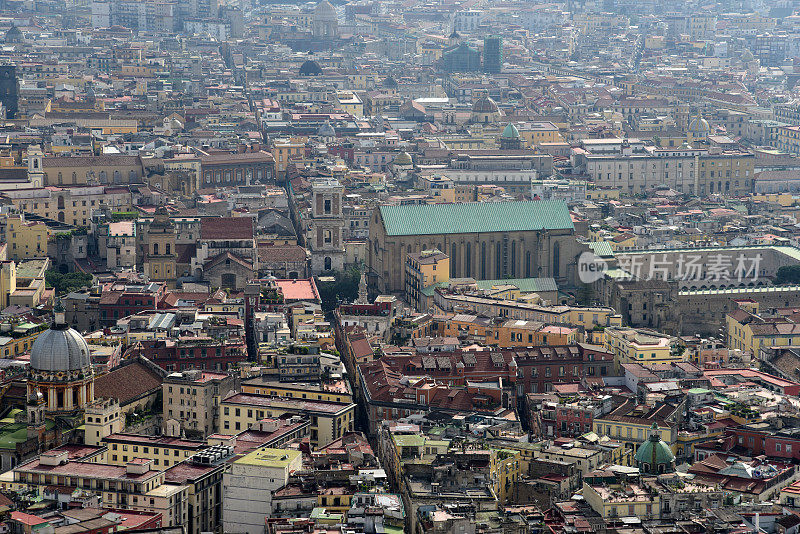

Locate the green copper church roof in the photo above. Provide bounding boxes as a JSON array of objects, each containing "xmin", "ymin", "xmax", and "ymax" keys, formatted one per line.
[
  {"xmin": 379, "ymin": 200, "xmax": 574, "ymax": 236},
  {"xmin": 635, "ymin": 424, "xmax": 675, "ymax": 469},
  {"xmin": 501, "ymin": 123, "xmax": 520, "ymax": 138}
]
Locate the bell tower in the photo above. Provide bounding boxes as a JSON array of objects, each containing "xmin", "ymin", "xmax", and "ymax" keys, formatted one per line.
[{"xmin": 309, "ymin": 178, "xmax": 345, "ymax": 274}]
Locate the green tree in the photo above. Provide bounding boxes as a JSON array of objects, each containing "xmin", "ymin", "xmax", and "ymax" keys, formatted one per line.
[
  {"xmin": 316, "ymin": 266, "xmax": 361, "ymax": 311},
  {"xmin": 775, "ymin": 265, "xmax": 800, "ymax": 285},
  {"xmin": 45, "ymin": 270, "xmax": 93, "ymax": 296}
]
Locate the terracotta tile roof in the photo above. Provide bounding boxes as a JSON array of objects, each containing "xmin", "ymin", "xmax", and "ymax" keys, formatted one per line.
[
  {"xmin": 200, "ymin": 217, "xmax": 254, "ymax": 240},
  {"xmin": 257, "ymin": 244, "xmax": 307, "ymax": 263},
  {"xmin": 94, "ymin": 357, "xmax": 165, "ymax": 406},
  {"xmin": 204, "ymin": 251, "xmax": 254, "ymax": 271},
  {"xmin": 42, "ymin": 155, "xmax": 141, "ymax": 167}
]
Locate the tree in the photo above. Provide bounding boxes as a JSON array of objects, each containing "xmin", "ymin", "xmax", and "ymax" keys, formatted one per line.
[
  {"xmin": 316, "ymin": 266, "xmax": 361, "ymax": 312},
  {"xmin": 45, "ymin": 270, "xmax": 93, "ymax": 296},
  {"xmin": 775, "ymin": 265, "xmax": 800, "ymax": 285}
]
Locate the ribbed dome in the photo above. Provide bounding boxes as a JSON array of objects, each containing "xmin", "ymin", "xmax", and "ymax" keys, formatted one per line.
[
  {"xmin": 472, "ymin": 96, "xmax": 499, "ymax": 113},
  {"xmin": 30, "ymin": 326, "xmax": 92, "ymax": 373},
  {"xmin": 634, "ymin": 423, "xmax": 675, "ymax": 474},
  {"xmin": 501, "ymin": 123, "xmax": 520, "ymax": 138},
  {"xmin": 300, "ymin": 59, "xmax": 322, "ymax": 76},
  {"xmin": 299, "ymin": 60, "xmax": 323, "ymax": 76},
  {"xmin": 688, "ymin": 114, "xmax": 710, "ymax": 134},
  {"xmin": 394, "ymin": 151, "xmax": 412, "ymax": 165},
  {"xmin": 315, "ymin": 0, "xmax": 337, "ymax": 21},
  {"xmin": 317, "ymin": 120, "xmax": 335, "ymax": 137}
]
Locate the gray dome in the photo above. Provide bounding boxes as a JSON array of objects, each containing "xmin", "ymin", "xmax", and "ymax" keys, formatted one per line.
[
  {"xmin": 30, "ymin": 327, "xmax": 92, "ymax": 373},
  {"xmin": 315, "ymin": 0, "xmax": 337, "ymax": 21}
]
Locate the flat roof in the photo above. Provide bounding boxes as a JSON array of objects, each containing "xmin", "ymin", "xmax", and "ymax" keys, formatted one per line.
[
  {"xmin": 222, "ymin": 393, "xmax": 354, "ymax": 415},
  {"xmin": 234, "ymin": 447, "xmax": 301, "ymax": 468},
  {"xmin": 103, "ymin": 433, "xmax": 206, "ymax": 450},
  {"xmin": 15, "ymin": 460, "xmax": 160, "ymax": 482}
]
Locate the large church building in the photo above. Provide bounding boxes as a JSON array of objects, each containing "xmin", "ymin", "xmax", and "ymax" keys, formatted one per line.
[{"xmin": 367, "ymin": 200, "xmax": 582, "ymax": 294}]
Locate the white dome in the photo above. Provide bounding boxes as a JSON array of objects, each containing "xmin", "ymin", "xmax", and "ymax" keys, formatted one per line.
[{"xmin": 30, "ymin": 326, "xmax": 92, "ymax": 373}]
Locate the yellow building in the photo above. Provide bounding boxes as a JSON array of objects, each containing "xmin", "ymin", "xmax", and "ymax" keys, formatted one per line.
[
  {"xmin": 102, "ymin": 434, "xmax": 207, "ymax": 470},
  {"xmin": 440, "ymin": 137, "xmax": 495, "ymax": 150},
  {"xmin": 240, "ymin": 378, "xmax": 353, "ymax": 404},
  {"xmin": 593, "ymin": 403, "xmax": 678, "ymax": 453},
  {"xmin": 272, "ymin": 139, "xmax": 305, "ymax": 176},
  {"xmin": 0, "ymin": 318, "xmax": 48, "ymax": 358},
  {"xmin": 586, "ymin": 188, "xmax": 621, "ymax": 201},
  {"xmin": 347, "ymin": 73, "xmax": 381, "ymax": 89},
  {"xmin": 491, "ymin": 449, "xmax": 521, "ymax": 504},
  {"xmin": 335, "ymin": 91, "xmax": 363, "ymax": 117},
  {"xmin": 750, "ymin": 192, "xmax": 796, "ymax": 207},
  {"xmin": 0, "ymin": 261, "xmax": 15, "ymax": 309},
  {"xmin": 416, "ymin": 174, "xmax": 455, "ymax": 202},
  {"xmin": 418, "ymin": 41, "xmax": 445, "ymax": 64},
  {"xmin": 583, "ymin": 481, "xmax": 659, "ymax": 519},
  {"xmin": 7, "ymin": 214, "xmax": 50, "ymax": 260},
  {"xmin": 220, "ymin": 393, "xmax": 355, "ymax": 449},
  {"xmin": 517, "ymin": 122, "xmax": 563, "ymax": 147},
  {"xmin": 604, "ymin": 326, "xmax": 680, "ymax": 371},
  {"xmin": 317, "ymin": 489, "xmax": 352, "ymax": 514},
  {"xmin": 726, "ymin": 300, "xmax": 800, "ymax": 356},
  {"xmin": 12, "ymin": 452, "xmax": 188, "ymax": 527},
  {"xmin": 143, "ymin": 207, "xmax": 177, "ymax": 287},
  {"xmin": 405, "ymin": 249, "xmax": 450, "ymax": 312}
]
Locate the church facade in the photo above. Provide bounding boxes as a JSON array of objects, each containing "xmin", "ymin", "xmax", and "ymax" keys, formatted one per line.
[{"xmin": 367, "ymin": 200, "xmax": 583, "ymax": 294}]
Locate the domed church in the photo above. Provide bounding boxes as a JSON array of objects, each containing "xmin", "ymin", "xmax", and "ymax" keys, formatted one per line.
[
  {"xmin": 635, "ymin": 423, "xmax": 675, "ymax": 475},
  {"xmin": 27, "ymin": 299, "xmax": 95, "ymax": 414}
]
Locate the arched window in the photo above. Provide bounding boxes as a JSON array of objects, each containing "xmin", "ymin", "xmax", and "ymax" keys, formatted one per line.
[
  {"xmin": 465, "ymin": 242, "xmax": 472, "ymax": 278},
  {"xmin": 57, "ymin": 172, "xmax": 62, "ymax": 185},
  {"xmin": 153, "ymin": 243, "xmax": 159, "ymax": 255},
  {"xmin": 510, "ymin": 241, "xmax": 516, "ymax": 278},
  {"xmin": 166, "ymin": 243, "xmax": 171, "ymax": 255},
  {"xmin": 324, "ymin": 256, "xmax": 332, "ymax": 271},
  {"xmin": 525, "ymin": 251, "xmax": 531, "ymax": 278},
  {"xmin": 480, "ymin": 242, "xmax": 486, "ymax": 279},
  {"xmin": 72, "ymin": 172, "xmax": 77, "ymax": 184},
  {"xmin": 553, "ymin": 241, "xmax": 560, "ymax": 277},
  {"xmin": 450, "ymin": 243, "xmax": 457, "ymax": 277},
  {"xmin": 495, "ymin": 242, "xmax": 501, "ymax": 279},
  {"xmin": 57, "ymin": 196, "xmax": 64, "ymax": 209}
]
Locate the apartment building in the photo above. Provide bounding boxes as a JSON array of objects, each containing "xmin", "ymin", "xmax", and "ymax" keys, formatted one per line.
[
  {"xmin": 162, "ymin": 370, "xmax": 238, "ymax": 438},
  {"xmin": 13, "ymin": 451, "xmax": 188, "ymax": 527},
  {"xmin": 222, "ymin": 448, "xmax": 303, "ymax": 533},
  {"xmin": 579, "ymin": 147, "xmax": 755, "ymax": 196},
  {"xmin": 101, "ymin": 433, "xmax": 208, "ymax": 470},
  {"xmin": 220, "ymin": 393, "xmax": 356, "ymax": 448}
]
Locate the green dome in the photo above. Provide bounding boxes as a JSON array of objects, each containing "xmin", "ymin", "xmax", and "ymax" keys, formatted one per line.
[
  {"xmin": 501, "ymin": 123, "xmax": 520, "ymax": 138},
  {"xmin": 634, "ymin": 423, "xmax": 675, "ymax": 475}
]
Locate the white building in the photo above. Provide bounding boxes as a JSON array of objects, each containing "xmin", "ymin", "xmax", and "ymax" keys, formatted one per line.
[{"xmin": 222, "ymin": 448, "xmax": 303, "ymax": 533}]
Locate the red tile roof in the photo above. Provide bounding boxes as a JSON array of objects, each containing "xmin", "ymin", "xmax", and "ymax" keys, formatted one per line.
[
  {"xmin": 94, "ymin": 358, "xmax": 165, "ymax": 405},
  {"xmin": 10, "ymin": 512, "xmax": 49, "ymax": 526},
  {"xmin": 200, "ymin": 217, "xmax": 253, "ymax": 240}
]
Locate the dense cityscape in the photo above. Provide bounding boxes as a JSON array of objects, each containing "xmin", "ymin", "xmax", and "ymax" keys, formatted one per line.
[{"xmin": 2, "ymin": 0, "xmax": 800, "ymax": 533}]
